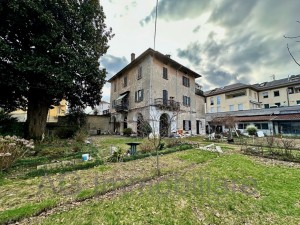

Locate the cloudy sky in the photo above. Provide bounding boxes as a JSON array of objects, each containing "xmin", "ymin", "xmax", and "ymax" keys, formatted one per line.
[{"xmin": 99, "ymin": 0, "xmax": 300, "ymax": 102}]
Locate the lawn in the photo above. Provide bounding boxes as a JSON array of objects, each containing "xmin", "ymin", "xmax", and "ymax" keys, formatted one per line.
[{"xmin": 1, "ymin": 135, "xmax": 300, "ymax": 224}]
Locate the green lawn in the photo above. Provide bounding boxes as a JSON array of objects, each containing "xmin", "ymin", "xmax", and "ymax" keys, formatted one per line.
[{"xmin": 29, "ymin": 152, "xmax": 300, "ymax": 225}]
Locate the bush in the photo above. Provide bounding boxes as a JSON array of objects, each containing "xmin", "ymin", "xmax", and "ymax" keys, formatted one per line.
[
  {"xmin": 246, "ymin": 125, "xmax": 257, "ymax": 136},
  {"xmin": 139, "ymin": 140, "xmax": 154, "ymax": 153},
  {"xmin": 38, "ymin": 146, "xmax": 70, "ymax": 157},
  {"xmin": 0, "ymin": 110, "xmax": 24, "ymax": 136},
  {"xmin": 56, "ymin": 127, "xmax": 77, "ymax": 139},
  {"xmin": 108, "ymin": 147, "xmax": 124, "ymax": 162},
  {"xmin": 123, "ymin": 128, "xmax": 133, "ymax": 136},
  {"xmin": 165, "ymin": 139, "xmax": 182, "ymax": 148},
  {"xmin": 74, "ymin": 129, "xmax": 88, "ymax": 142},
  {"xmin": 0, "ymin": 135, "xmax": 34, "ymax": 171}
]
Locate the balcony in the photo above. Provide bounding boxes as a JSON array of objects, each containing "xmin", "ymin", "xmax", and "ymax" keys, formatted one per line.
[
  {"xmin": 115, "ymin": 103, "xmax": 128, "ymax": 112},
  {"xmin": 195, "ymin": 88, "xmax": 204, "ymax": 96},
  {"xmin": 154, "ymin": 98, "xmax": 180, "ymax": 111}
]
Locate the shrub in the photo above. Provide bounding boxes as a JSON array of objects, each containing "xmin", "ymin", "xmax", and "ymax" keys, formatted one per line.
[
  {"xmin": 38, "ymin": 146, "xmax": 70, "ymax": 157},
  {"xmin": 246, "ymin": 125, "xmax": 257, "ymax": 136},
  {"xmin": 56, "ymin": 127, "xmax": 77, "ymax": 139},
  {"xmin": 123, "ymin": 128, "xmax": 133, "ymax": 136},
  {"xmin": 74, "ymin": 129, "xmax": 88, "ymax": 142},
  {"xmin": 139, "ymin": 140, "xmax": 154, "ymax": 153},
  {"xmin": 0, "ymin": 135, "xmax": 34, "ymax": 171},
  {"xmin": 108, "ymin": 147, "xmax": 124, "ymax": 162},
  {"xmin": 165, "ymin": 139, "xmax": 182, "ymax": 148},
  {"xmin": 0, "ymin": 110, "xmax": 24, "ymax": 136},
  {"xmin": 139, "ymin": 121, "xmax": 152, "ymax": 136}
]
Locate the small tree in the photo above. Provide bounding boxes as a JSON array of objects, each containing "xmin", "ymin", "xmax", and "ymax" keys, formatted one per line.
[
  {"xmin": 211, "ymin": 114, "xmax": 237, "ymax": 140},
  {"xmin": 246, "ymin": 125, "xmax": 257, "ymax": 136}
]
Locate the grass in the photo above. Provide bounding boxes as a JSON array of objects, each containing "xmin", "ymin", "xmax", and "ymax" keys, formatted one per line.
[
  {"xmin": 30, "ymin": 152, "xmax": 300, "ymax": 225},
  {"xmin": 2, "ymin": 135, "xmax": 300, "ymax": 224},
  {"xmin": 0, "ymin": 199, "xmax": 58, "ymax": 224}
]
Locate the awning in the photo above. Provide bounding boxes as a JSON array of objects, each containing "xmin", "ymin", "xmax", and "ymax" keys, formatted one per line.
[{"xmin": 116, "ymin": 93, "xmax": 127, "ymax": 101}]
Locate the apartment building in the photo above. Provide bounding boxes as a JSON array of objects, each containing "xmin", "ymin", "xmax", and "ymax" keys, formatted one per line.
[
  {"xmin": 205, "ymin": 75, "xmax": 300, "ymax": 114},
  {"xmin": 108, "ymin": 48, "xmax": 206, "ymax": 136},
  {"xmin": 205, "ymin": 75, "xmax": 300, "ymax": 135}
]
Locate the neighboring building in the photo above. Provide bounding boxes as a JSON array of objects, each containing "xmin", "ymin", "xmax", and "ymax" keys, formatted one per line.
[
  {"xmin": 204, "ymin": 75, "xmax": 300, "ymax": 136},
  {"xmin": 10, "ymin": 100, "xmax": 67, "ymax": 122},
  {"xmin": 204, "ymin": 75, "xmax": 300, "ymax": 114},
  {"xmin": 108, "ymin": 48, "xmax": 206, "ymax": 136},
  {"xmin": 86, "ymin": 101, "xmax": 110, "ymax": 115}
]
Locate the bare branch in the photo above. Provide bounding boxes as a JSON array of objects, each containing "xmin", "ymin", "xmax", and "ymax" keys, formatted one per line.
[
  {"xmin": 287, "ymin": 43, "xmax": 300, "ymax": 67},
  {"xmin": 284, "ymin": 35, "xmax": 300, "ymax": 39}
]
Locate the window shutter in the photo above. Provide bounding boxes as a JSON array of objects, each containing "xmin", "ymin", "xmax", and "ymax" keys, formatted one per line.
[
  {"xmin": 187, "ymin": 78, "xmax": 190, "ymax": 87},
  {"xmin": 135, "ymin": 91, "xmax": 137, "ymax": 102},
  {"xmin": 141, "ymin": 89, "xmax": 144, "ymax": 101},
  {"xmin": 189, "ymin": 121, "xmax": 191, "ymax": 130}
]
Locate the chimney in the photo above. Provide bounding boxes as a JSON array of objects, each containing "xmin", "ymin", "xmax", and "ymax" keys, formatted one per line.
[
  {"xmin": 131, "ymin": 53, "xmax": 135, "ymax": 62},
  {"xmin": 165, "ymin": 54, "xmax": 171, "ymax": 58}
]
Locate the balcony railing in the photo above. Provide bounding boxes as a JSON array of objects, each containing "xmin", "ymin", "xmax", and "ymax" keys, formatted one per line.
[
  {"xmin": 115, "ymin": 103, "xmax": 128, "ymax": 112},
  {"xmin": 195, "ymin": 88, "xmax": 204, "ymax": 96},
  {"xmin": 154, "ymin": 98, "xmax": 180, "ymax": 111}
]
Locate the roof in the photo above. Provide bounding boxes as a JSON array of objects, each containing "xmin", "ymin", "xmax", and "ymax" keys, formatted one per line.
[
  {"xmin": 236, "ymin": 115, "xmax": 277, "ymax": 122},
  {"xmin": 204, "ymin": 74, "xmax": 300, "ymax": 96},
  {"xmin": 107, "ymin": 48, "xmax": 201, "ymax": 82},
  {"xmin": 204, "ymin": 83, "xmax": 252, "ymax": 96}
]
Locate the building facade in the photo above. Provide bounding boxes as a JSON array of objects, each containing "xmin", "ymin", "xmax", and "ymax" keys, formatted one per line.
[{"xmin": 108, "ymin": 48, "xmax": 206, "ymax": 136}]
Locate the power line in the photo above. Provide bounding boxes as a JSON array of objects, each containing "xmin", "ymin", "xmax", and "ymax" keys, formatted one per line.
[{"xmin": 153, "ymin": 0, "xmax": 158, "ymax": 50}]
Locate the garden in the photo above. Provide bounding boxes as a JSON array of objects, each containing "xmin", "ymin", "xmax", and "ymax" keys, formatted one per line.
[{"xmin": 1, "ymin": 123, "xmax": 300, "ymax": 224}]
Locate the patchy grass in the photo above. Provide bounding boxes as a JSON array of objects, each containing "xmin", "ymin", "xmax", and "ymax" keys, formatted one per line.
[
  {"xmin": 29, "ymin": 153, "xmax": 300, "ymax": 225},
  {"xmin": 0, "ymin": 199, "xmax": 58, "ymax": 224}
]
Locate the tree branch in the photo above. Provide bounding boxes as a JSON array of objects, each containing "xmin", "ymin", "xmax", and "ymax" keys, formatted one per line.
[
  {"xmin": 284, "ymin": 35, "xmax": 300, "ymax": 39},
  {"xmin": 287, "ymin": 43, "xmax": 300, "ymax": 67}
]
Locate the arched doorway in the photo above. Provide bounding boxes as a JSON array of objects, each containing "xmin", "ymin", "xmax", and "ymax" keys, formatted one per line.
[
  {"xmin": 124, "ymin": 115, "xmax": 128, "ymax": 129},
  {"xmin": 159, "ymin": 113, "xmax": 170, "ymax": 137}
]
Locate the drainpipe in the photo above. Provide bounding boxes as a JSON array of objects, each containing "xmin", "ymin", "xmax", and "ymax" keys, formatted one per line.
[
  {"xmin": 175, "ymin": 65, "xmax": 182, "ymax": 131},
  {"xmin": 286, "ymin": 88, "xmax": 290, "ymax": 106}
]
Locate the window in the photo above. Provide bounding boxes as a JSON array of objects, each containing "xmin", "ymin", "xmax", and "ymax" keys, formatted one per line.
[
  {"xmin": 112, "ymin": 100, "xmax": 116, "ymax": 108},
  {"xmin": 163, "ymin": 67, "xmax": 168, "ymax": 79},
  {"xmin": 254, "ymin": 92, "xmax": 257, "ymax": 99},
  {"xmin": 163, "ymin": 90, "xmax": 168, "ymax": 105},
  {"xmin": 135, "ymin": 89, "xmax": 144, "ymax": 102},
  {"xmin": 297, "ymin": 100, "xmax": 300, "ymax": 105},
  {"xmin": 238, "ymin": 123, "xmax": 249, "ymax": 129},
  {"xmin": 274, "ymin": 90, "xmax": 280, "ymax": 97},
  {"xmin": 238, "ymin": 104, "xmax": 243, "ymax": 110},
  {"xmin": 137, "ymin": 66, "xmax": 142, "ymax": 80},
  {"xmin": 217, "ymin": 106, "xmax": 221, "ymax": 112},
  {"xmin": 183, "ymin": 95, "xmax": 190, "ymax": 106},
  {"xmin": 255, "ymin": 123, "xmax": 269, "ymax": 130},
  {"xmin": 210, "ymin": 97, "xmax": 214, "ymax": 105},
  {"xmin": 216, "ymin": 96, "xmax": 221, "ymax": 105},
  {"xmin": 183, "ymin": 120, "xmax": 191, "ymax": 131},
  {"xmin": 262, "ymin": 92, "xmax": 268, "ymax": 98},
  {"xmin": 123, "ymin": 76, "xmax": 127, "ymax": 87},
  {"xmin": 210, "ymin": 108, "xmax": 214, "ymax": 113},
  {"xmin": 264, "ymin": 104, "xmax": 269, "ymax": 109},
  {"xmin": 182, "ymin": 76, "xmax": 190, "ymax": 87},
  {"xmin": 288, "ymin": 87, "xmax": 294, "ymax": 94},
  {"xmin": 229, "ymin": 105, "xmax": 234, "ymax": 111},
  {"xmin": 275, "ymin": 102, "xmax": 281, "ymax": 107}
]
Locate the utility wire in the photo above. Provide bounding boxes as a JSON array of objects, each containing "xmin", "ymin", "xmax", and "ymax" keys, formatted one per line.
[{"xmin": 154, "ymin": 0, "xmax": 158, "ymax": 50}]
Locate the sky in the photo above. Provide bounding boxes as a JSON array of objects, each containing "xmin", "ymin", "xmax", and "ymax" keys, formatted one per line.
[{"xmin": 99, "ymin": 0, "xmax": 300, "ymax": 102}]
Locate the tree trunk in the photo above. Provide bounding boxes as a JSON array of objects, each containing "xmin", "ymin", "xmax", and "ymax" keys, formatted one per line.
[{"xmin": 25, "ymin": 89, "xmax": 50, "ymax": 140}]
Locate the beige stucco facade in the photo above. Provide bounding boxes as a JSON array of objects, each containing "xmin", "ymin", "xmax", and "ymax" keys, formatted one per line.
[
  {"xmin": 10, "ymin": 100, "xmax": 67, "ymax": 122},
  {"xmin": 109, "ymin": 49, "xmax": 206, "ymax": 136}
]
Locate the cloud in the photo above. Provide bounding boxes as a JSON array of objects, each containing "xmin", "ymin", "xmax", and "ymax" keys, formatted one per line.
[
  {"xmin": 177, "ymin": 42, "xmax": 202, "ymax": 66},
  {"xmin": 140, "ymin": 0, "xmax": 211, "ymax": 26},
  {"xmin": 100, "ymin": 55, "xmax": 128, "ymax": 80},
  {"xmin": 192, "ymin": 25, "xmax": 201, "ymax": 33}
]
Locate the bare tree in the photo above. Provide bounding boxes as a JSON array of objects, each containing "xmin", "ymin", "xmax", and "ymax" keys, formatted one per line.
[
  {"xmin": 284, "ymin": 20, "xmax": 300, "ymax": 66},
  {"xmin": 138, "ymin": 103, "xmax": 181, "ymax": 176},
  {"xmin": 211, "ymin": 114, "xmax": 238, "ymax": 140}
]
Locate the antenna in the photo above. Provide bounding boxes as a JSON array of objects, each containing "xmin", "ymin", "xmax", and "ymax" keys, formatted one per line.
[
  {"xmin": 270, "ymin": 74, "xmax": 275, "ymax": 80},
  {"xmin": 154, "ymin": 0, "xmax": 158, "ymax": 50}
]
